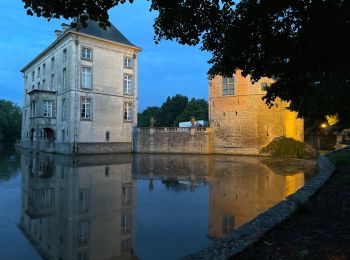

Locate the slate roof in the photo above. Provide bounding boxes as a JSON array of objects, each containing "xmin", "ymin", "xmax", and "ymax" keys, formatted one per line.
[{"xmin": 74, "ymin": 20, "xmax": 136, "ymax": 47}]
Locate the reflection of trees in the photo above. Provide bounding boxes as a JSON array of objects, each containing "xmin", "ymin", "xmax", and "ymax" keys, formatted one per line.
[{"xmin": 0, "ymin": 145, "xmax": 19, "ymax": 181}]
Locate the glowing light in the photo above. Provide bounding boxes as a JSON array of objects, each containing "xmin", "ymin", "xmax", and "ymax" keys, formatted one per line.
[{"xmin": 321, "ymin": 123, "xmax": 327, "ymax": 128}]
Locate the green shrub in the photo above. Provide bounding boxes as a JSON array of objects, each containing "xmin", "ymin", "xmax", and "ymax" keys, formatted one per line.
[{"xmin": 260, "ymin": 137, "xmax": 317, "ymax": 159}]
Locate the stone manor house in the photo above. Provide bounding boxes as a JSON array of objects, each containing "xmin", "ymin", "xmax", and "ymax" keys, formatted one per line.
[{"xmin": 20, "ymin": 21, "xmax": 141, "ymax": 154}]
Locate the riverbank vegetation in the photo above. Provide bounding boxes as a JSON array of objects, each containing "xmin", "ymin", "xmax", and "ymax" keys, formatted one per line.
[
  {"xmin": 0, "ymin": 100, "xmax": 22, "ymax": 143},
  {"xmin": 260, "ymin": 137, "xmax": 317, "ymax": 159},
  {"xmin": 326, "ymin": 148, "xmax": 350, "ymax": 166}
]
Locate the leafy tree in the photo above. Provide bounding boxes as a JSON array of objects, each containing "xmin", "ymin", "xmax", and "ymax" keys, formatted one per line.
[
  {"xmin": 176, "ymin": 98, "xmax": 208, "ymax": 123},
  {"xmin": 22, "ymin": 0, "xmax": 350, "ymax": 126},
  {"xmin": 156, "ymin": 94, "xmax": 188, "ymax": 126},
  {"xmin": 0, "ymin": 100, "xmax": 22, "ymax": 143},
  {"xmin": 138, "ymin": 106, "xmax": 160, "ymax": 127}
]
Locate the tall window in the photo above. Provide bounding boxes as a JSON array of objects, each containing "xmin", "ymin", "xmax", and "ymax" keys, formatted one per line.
[
  {"xmin": 81, "ymin": 97, "xmax": 91, "ymax": 119},
  {"xmin": 63, "ymin": 48, "xmax": 67, "ymax": 62},
  {"xmin": 62, "ymin": 98, "xmax": 66, "ymax": 119},
  {"xmin": 42, "ymin": 79, "xmax": 46, "ymax": 90},
  {"xmin": 37, "ymin": 67, "xmax": 40, "ymax": 78},
  {"xmin": 32, "ymin": 71, "xmax": 35, "ymax": 81},
  {"xmin": 124, "ymin": 57, "xmax": 133, "ymax": 68},
  {"xmin": 43, "ymin": 100, "xmax": 53, "ymax": 117},
  {"xmin": 124, "ymin": 102, "xmax": 132, "ymax": 121},
  {"xmin": 123, "ymin": 74, "xmax": 132, "ymax": 94},
  {"xmin": 50, "ymin": 74, "xmax": 55, "ymax": 90},
  {"xmin": 122, "ymin": 183, "xmax": 132, "ymax": 204},
  {"xmin": 222, "ymin": 215, "xmax": 235, "ymax": 235},
  {"xmin": 81, "ymin": 67, "xmax": 92, "ymax": 89},
  {"xmin": 78, "ymin": 221, "xmax": 90, "ymax": 244},
  {"xmin": 31, "ymin": 101, "xmax": 36, "ymax": 117},
  {"xmin": 42, "ymin": 63, "xmax": 46, "ymax": 75},
  {"xmin": 222, "ymin": 77, "xmax": 234, "ymax": 95},
  {"xmin": 81, "ymin": 47, "xmax": 92, "ymax": 60},
  {"xmin": 78, "ymin": 189, "xmax": 90, "ymax": 213},
  {"xmin": 121, "ymin": 212, "xmax": 131, "ymax": 233},
  {"xmin": 63, "ymin": 68, "xmax": 67, "ymax": 90},
  {"xmin": 51, "ymin": 57, "xmax": 55, "ymax": 70}
]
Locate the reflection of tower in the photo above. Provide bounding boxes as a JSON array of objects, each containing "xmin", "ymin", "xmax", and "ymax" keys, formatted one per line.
[
  {"xmin": 208, "ymin": 156, "xmax": 305, "ymax": 238},
  {"xmin": 19, "ymin": 151, "xmax": 136, "ymax": 260}
]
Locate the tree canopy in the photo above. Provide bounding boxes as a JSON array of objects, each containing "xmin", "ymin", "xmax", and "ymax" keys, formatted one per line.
[
  {"xmin": 0, "ymin": 100, "xmax": 22, "ymax": 143},
  {"xmin": 138, "ymin": 95, "xmax": 208, "ymax": 127},
  {"xmin": 22, "ymin": 0, "xmax": 350, "ymax": 126}
]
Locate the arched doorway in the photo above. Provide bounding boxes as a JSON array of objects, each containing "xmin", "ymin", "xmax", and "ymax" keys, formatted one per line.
[{"xmin": 43, "ymin": 128, "xmax": 55, "ymax": 149}]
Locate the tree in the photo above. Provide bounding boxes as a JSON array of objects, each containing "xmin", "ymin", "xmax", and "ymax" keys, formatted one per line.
[
  {"xmin": 176, "ymin": 98, "xmax": 208, "ymax": 123},
  {"xmin": 138, "ymin": 106, "xmax": 160, "ymax": 127},
  {"xmin": 0, "ymin": 100, "xmax": 22, "ymax": 143},
  {"xmin": 22, "ymin": 0, "xmax": 350, "ymax": 126},
  {"xmin": 156, "ymin": 94, "xmax": 188, "ymax": 126}
]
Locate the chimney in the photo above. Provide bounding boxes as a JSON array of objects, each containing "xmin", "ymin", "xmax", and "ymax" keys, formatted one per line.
[
  {"xmin": 61, "ymin": 23, "xmax": 71, "ymax": 32},
  {"xmin": 55, "ymin": 30, "xmax": 63, "ymax": 38}
]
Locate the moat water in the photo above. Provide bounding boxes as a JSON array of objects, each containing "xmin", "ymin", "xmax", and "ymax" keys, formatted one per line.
[{"xmin": 0, "ymin": 146, "xmax": 316, "ymax": 260}]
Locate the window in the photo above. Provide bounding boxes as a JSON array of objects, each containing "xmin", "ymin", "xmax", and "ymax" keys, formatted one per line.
[
  {"xmin": 37, "ymin": 67, "xmax": 40, "ymax": 78},
  {"xmin": 38, "ymin": 82, "xmax": 40, "ymax": 89},
  {"xmin": 43, "ymin": 63, "xmax": 46, "ymax": 75},
  {"xmin": 32, "ymin": 71, "xmax": 35, "ymax": 81},
  {"xmin": 78, "ymin": 221, "xmax": 90, "ymax": 244},
  {"xmin": 121, "ymin": 239, "xmax": 131, "ymax": 252},
  {"xmin": 81, "ymin": 97, "xmax": 91, "ymax": 119},
  {"xmin": 42, "ymin": 79, "xmax": 46, "ymax": 90},
  {"xmin": 124, "ymin": 57, "xmax": 133, "ymax": 68},
  {"xmin": 81, "ymin": 47, "xmax": 92, "ymax": 60},
  {"xmin": 121, "ymin": 211, "xmax": 131, "ymax": 233},
  {"xmin": 123, "ymin": 74, "xmax": 132, "ymax": 94},
  {"xmin": 222, "ymin": 215, "xmax": 235, "ymax": 235},
  {"xmin": 43, "ymin": 100, "xmax": 53, "ymax": 117},
  {"xmin": 31, "ymin": 101, "xmax": 36, "ymax": 117},
  {"xmin": 63, "ymin": 68, "xmax": 66, "ymax": 90},
  {"xmin": 124, "ymin": 102, "xmax": 132, "ymax": 121},
  {"xmin": 261, "ymin": 82, "xmax": 268, "ymax": 91},
  {"xmin": 51, "ymin": 57, "xmax": 55, "ymax": 70},
  {"xmin": 62, "ymin": 98, "xmax": 66, "ymax": 119},
  {"xmin": 41, "ymin": 189, "xmax": 52, "ymax": 207},
  {"xmin": 62, "ymin": 130, "xmax": 65, "ymax": 142},
  {"xmin": 63, "ymin": 48, "xmax": 67, "ymax": 62},
  {"xmin": 50, "ymin": 74, "xmax": 55, "ymax": 90},
  {"xmin": 105, "ymin": 131, "xmax": 110, "ymax": 141},
  {"xmin": 122, "ymin": 183, "xmax": 132, "ymax": 204},
  {"xmin": 81, "ymin": 67, "xmax": 92, "ymax": 89},
  {"xmin": 222, "ymin": 77, "xmax": 234, "ymax": 95},
  {"xmin": 78, "ymin": 189, "xmax": 90, "ymax": 213}
]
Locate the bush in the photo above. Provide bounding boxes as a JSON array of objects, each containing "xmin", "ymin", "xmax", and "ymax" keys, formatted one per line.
[{"xmin": 260, "ymin": 137, "xmax": 317, "ymax": 159}]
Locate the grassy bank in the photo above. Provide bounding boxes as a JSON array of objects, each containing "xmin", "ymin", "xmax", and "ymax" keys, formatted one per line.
[{"xmin": 326, "ymin": 148, "xmax": 350, "ymax": 166}]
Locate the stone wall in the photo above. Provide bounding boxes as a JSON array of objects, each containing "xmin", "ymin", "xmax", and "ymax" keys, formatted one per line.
[{"xmin": 133, "ymin": 127, "xmax": 213, "ymax": 154}]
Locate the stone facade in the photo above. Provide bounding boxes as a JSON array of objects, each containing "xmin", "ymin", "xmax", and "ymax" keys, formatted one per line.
[
  {"xmin": 209, "ymin": 70, "xmax": 304, "ymax": 155},
  {"xmin": 133, "ymin": 127, "xmax": 213, "ymax": 154},
  {"xmin": 20, "ymin": 20, "xmax": 141, "ymax": 154}
]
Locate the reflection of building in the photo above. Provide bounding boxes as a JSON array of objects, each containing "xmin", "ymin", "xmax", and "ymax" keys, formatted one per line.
[
  {"xmin": 207, "ymin": 156, "xmax": 305, "ymax": 238},
  {"xmin": 19, "ymin": 151, "xmax": 136, "ymax": 260},
  {"xmin": 20, "ymin": 20, "xmax": 141, "ymax": 154},
  {"xmin": 209, "ymin": 70, "xmax": 304, "ymax": 154}
]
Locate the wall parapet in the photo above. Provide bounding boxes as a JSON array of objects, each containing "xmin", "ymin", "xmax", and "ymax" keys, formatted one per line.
[{"xmin": 136, "ymin": 127, "xmax": 211, "ymax": 133}]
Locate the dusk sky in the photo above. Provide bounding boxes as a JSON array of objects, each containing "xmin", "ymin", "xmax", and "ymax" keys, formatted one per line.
[{"xmin": 0, "ymin": 1, "xmax": 211, "ymax": 111}]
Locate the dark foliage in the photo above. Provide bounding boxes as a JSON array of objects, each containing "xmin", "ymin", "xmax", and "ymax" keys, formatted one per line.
[
  {"xmin": 22, "ymin": 0, "xmax": 350, "ymax": 126},
  {"xmin": 0, "ymin": 100, "xmax": 22, "ymax": 143}
]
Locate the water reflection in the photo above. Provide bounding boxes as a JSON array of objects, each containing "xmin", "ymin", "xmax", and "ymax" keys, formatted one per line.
[
  {"xmin": 17, "ymin": 151, "xmax": 315, "ymax": 259},
  {"xmin": 19, "ymin": 151, "xmax": 136, "ymax": 259}
]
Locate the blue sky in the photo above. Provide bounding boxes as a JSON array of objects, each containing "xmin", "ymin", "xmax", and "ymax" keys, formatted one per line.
[{"xmin": 0, "ymin": 1, "xmax": 210, "ymax": 111}]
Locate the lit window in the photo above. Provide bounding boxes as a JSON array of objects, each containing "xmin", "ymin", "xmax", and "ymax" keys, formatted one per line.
[
  {"xmin": 124, "ymin": 57, "xmax": 133, "ymax": 68},
  {"xmin": 123, "ymin": 74, "xmax": 132, "ymax": 94},
  {"xmin": 62, "ymin": 98, "xmax": 66, "ymax": 119},
  {"xmin": 81, "ymin": 67, "xmax": 92, "ymax": 89},
  {"xmin": 124, "ymin": 102, "xmax": 132, "ymax": 121},
  {"xmin": 81, "ymin": 47, "xmax": 92, "ymax": 60},
  {"xmin": 81, "ymin": 97, "xmax": 91, "ymax": 119},
  {"xmin": 43, "ymin": 100, "xmax": 53, "ymax": 117},
  {"xmin": 63, "ymin": 68, "xmax": 67, "ymax": 89},
  {"xmin": 222, "ymin": 77, "xmax": 234, "ymax": 95},
  {"xmin": 63, "ymin": 48, "xmax": 67, "ymax": 62}
]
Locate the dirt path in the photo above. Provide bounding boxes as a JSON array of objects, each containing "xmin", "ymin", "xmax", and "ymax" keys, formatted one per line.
[{"xmin": 232, "ymin": 165, "xmax": 350, "ymax": 260}]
